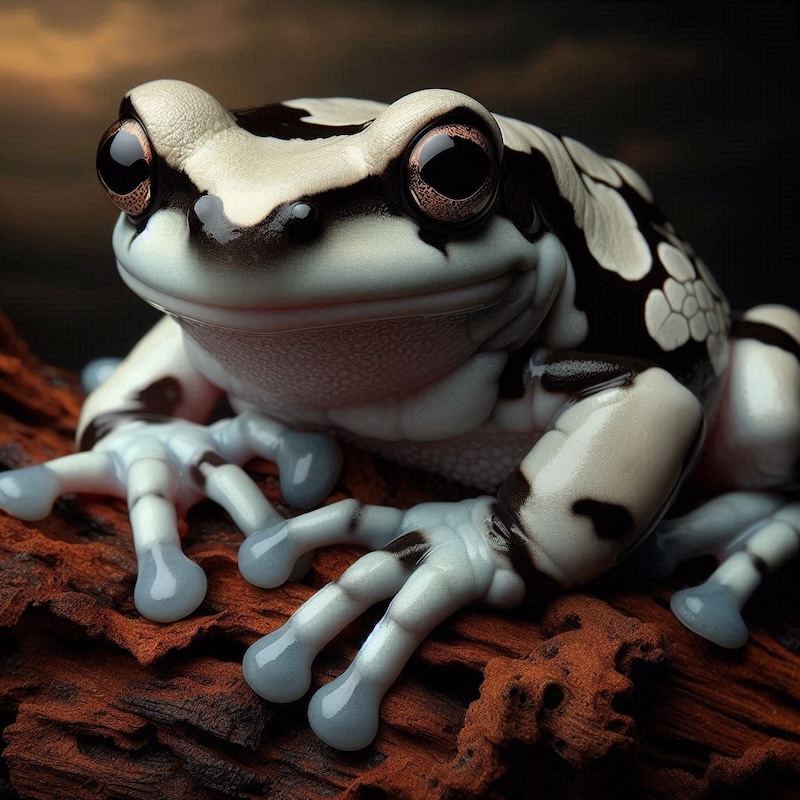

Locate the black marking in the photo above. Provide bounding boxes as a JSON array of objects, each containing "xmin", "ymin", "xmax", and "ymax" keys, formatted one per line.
[
  {"xmin": 233, "ymin": 102, "xmax": 371, "ymax": 140},
  {"xmin": 346, "ymin": 503, "xmax": 365, "ymax": 536},
  {"xmin": 189, "ymin": 174, "xmax": 397, "ymax": 262},
  {"xmin": 135, "ymin": 377, "xmax": 183, "ymax": 415},
  {"xmin": 79, "ymin": 377, "xmax": 184, "ymax": 451},
  {"xmin": 497, "ymin": 468, "xmax": 533, "ymax": 517},
  {"xmin": 539, "ymin": 354, "xmax": 651, "ymax": 395},
  {"xmin": 132, "ymin": 158, "xmax": 201, "ymax": 234},
  {"xmin": 571, "ymin": 499, "xmax": 634, "ymax": 542},
  {"xmin": 500, "ymin": 169, "xmax": 545, "ymax": 242},
  {"xmin": 500, "ymin": 349, "xmax": 653, "ymax": 403},
  {"xmin": 280, "ymin": 200, "xmax": 322, "ymax": 243},
  {"xmin": 385, "ymin": 531, "xmax": 431, "ymax": 571},
  {"xmin": 501, "ymin": 143, "xmax": 725, "ymax": 403},
  {"xmin": 487, "ymin": 504, "xmax": 561, "ymax": 602},
  {"xmin": 731, "ymin": 318, "xmax": 800, "ymax": 363},
  {"xmin": 79, "ymin": 411, "xmax": 173, "ymax": 452},
  {"xmin": 747, "ymin": 549, "xmax": 770, "ymax": 577},
  {"xmin": 189, "ymin": 451, "xmax": 228, "ymax": 490}
]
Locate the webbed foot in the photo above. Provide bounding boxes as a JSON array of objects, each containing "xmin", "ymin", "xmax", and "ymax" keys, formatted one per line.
[
  {"xmin": 241, "ymin": 497, "xmax": 525, "ymax": 750},
  {"xmin": 649, "ymin": 494, "xmax": 800, "ymax": 647}
]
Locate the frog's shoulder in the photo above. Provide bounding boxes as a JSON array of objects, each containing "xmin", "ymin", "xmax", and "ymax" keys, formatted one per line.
[{"xmin": 494, "ymin": 112, "xmax": 731, "ymax": 396}]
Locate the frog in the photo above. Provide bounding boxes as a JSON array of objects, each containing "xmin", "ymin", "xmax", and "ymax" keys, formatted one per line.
[{"xmin": 1, "ymin": 79, "xmax": 798, "ymax": 751}]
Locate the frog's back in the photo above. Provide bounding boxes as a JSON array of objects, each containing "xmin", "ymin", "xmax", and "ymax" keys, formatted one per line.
[{"xmin": 495, "ymin": 114, "xmax": 731, "ymax": 400}]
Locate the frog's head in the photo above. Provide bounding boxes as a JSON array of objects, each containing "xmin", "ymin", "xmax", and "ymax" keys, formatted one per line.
[{"xmin": 96, "ymin": 80, "xmax": 566, "ymax": 339}]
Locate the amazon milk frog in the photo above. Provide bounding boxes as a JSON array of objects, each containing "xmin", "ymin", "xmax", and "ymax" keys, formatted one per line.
[{"xmin": 1, "ymin": 80, "xmax": 798, "ymax": 750}]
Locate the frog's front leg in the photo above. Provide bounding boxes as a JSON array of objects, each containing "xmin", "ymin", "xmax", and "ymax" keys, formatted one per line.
[
  {"xmin": 0, "ymin": 317, "xmax": 341, "ymax": 622},
  {"xmin": 242, "ymin": 365, "xmax": 703, "ymax": 750}
]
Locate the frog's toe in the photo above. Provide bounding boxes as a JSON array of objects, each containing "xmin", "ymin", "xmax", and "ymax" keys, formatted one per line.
[
  {"xmin": 670, "ymin": 582, "xmax": 749, "ymax": 649},
  {"xmin": 134, "ymin": 542, "xmax": 208, "ymax": 622},
  {"xmin": 308, "ymin": 665, "xmax": 381, "ymax": 751},
  {"xmin": 0, "ymin": 465, "xmax": 60, "ymax": 520},
  {"xmin": 244, "ymin": 550, "xmax": 408, "ymax": 710},
  {"xmin": 243, "ymin": 627, "xmax": 316, "ymax": 702},
  {"xmin": 275, "ymin": 431, "xmax": 342, "ymax": 509},
  {"xmin": 238, "ymin": 521, "xmax": 301, "ymax": 588}
]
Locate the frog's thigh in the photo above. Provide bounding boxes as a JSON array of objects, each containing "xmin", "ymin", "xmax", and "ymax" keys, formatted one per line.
[
  {"xmin": 707, "ymin": 305, "xmax": 800, "ymax": 489},
  {"xmin": 503, "ymin": 367, "xmax": 703, "ymax": 586}
]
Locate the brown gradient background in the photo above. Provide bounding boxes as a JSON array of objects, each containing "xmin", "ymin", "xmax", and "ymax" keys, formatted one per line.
[{"xmin": 0, "ymin": 1, "xmax": 796, "ymax": 371}]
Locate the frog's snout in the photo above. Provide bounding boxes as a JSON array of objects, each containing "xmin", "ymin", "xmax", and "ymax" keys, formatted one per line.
[
  {"xmin": 188, "ymin": 195, "xmax": 323, "ymax": 248},
  {"xmin": 271, "ymin": 200, "xmax": 323, "ymax": 243}
]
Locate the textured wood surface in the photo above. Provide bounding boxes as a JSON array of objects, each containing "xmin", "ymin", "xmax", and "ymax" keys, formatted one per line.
[{"xmin": 1, "ymin": 310, "xmax": 798, "ymax": 800}]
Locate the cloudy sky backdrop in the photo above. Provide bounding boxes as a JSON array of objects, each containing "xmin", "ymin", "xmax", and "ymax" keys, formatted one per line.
[{"xmin": 0, "ymin": 1, "xmax": 796, "ymax": 369}]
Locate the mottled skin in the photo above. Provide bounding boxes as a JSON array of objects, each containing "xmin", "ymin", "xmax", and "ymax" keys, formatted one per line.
[{"xmin": 1, "ymin": 80, "xmax": 798, "ymax": 750}]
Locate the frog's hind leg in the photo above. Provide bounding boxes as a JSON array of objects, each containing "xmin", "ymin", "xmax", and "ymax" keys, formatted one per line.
[
  {"xmin": 656, "ymin": 494, "xmax": 799, "ymax": 647},
  {"xmin": 649, "ymin": 304, "xmax": 800, "ymax": 647}
]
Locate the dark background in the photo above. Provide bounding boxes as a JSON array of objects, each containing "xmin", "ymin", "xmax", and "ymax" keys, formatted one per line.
[{"xmin": 0, "ymin": 1, "xmax": 797, "ymax": 372}]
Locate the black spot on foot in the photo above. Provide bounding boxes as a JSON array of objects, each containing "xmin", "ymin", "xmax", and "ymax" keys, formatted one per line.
[{"xmin": 385, "ymin": 531, "xmax": 430, "ymax": 571}]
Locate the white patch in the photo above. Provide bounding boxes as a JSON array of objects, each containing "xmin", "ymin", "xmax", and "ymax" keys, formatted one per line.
[
  {"xmin": 696, "ymin": 281, "xmax": 713, "ymax": 311},
  {"xmin": 695, "ymin": 257, "xmax": 727, "ymax": 306},
  {"xmin": 580, "ymin": 175, "xmax": 652, "ymax": 280},
  {"xmin": 283, "ymin": 97, "xmax": 388, "ymax": 127},
  {"xmin": 564, "ymin": 137, "xmax": 622, "ymax": 187},
  {"xmin": 645, "ymin": 241, "xmax": 730, "ymax": 374},
  {"xmin": 664, "ymin": 277, "xmax": 686, "ymax": 311},
  {"xmin": 645, "ymin": 290, "xmax": 690, "ymax": 350},
  {"xmin": 495, "ymin": 115, "xmax": 653, "ymax": 282},
  {"xmin": 128, "ymin": 82, "xmax": 500, "ymax": 229},
  {"xmin": 689, "ymin": 313, "xmax": 709, "ymax": 341},
  {"xmin": 658, "ymin": 242, "xmax": 695, "ymax": 281},
  {"xmin": 608, "ymin": 158, "xmax": 654, "ymax": 203}
]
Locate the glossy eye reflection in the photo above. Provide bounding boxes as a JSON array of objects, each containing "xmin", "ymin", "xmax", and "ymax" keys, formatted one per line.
[
  {"xmin": 406, "ymin": 121, "xmax": 499, "ymax": 230},
  {"xmin": 96, "ymin": 118, "xmax": 155, "ymax": 217},
  {"xmin": 418, "ymin": 133, "xmax": 489, "ymax": 199}
]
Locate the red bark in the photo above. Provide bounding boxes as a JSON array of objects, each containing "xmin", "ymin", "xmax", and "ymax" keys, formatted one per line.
[{"xmin": 1, "ymin": 310, "xmax": 798, "ymax": 799}]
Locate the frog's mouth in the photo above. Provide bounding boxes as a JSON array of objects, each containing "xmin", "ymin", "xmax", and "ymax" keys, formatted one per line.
[
  {"xmin": 113, "ymin": 210, "xmax": 547, "ymax": 332},
  {"xmin": 118, "ymin": 264, "xmax": 525, "ymax": 333}
]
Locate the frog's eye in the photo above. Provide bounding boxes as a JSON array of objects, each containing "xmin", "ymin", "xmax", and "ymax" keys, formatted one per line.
[
  {"xmin": 96, "ymin": 118, "xmax": 156, "ymax": 218},
  {"xmin": 405, "ymin": 121, "xmax": 499, "ymax": 232}
]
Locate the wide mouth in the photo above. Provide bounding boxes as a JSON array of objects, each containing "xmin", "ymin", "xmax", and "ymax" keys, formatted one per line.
[{"xmin": 118, "ymin": 260, "xmax": 519, "ymax": 333}]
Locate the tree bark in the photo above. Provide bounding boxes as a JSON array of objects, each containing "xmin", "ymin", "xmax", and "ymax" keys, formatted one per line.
[{"xmin": 0, "ymin": 310, "xmax": 798, "ymax": 800}]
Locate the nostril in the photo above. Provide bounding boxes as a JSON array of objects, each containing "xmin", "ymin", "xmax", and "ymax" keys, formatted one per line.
[
  {"xmin": 189, "ymin": 194, "xmax": 241, "ymax": 244},
  {"xmin": 278, "ymin": 200, "xmax": 322, "ymax": 243}
]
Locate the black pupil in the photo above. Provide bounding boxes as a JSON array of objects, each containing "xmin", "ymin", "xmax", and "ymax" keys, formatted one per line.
[
  {"xmin": 97, "ymin": 127, "xmax": 150, "ymax": 194},
  {"xmin": 418, "ymin": 134, "xmax": 490, "ymax": 199}
]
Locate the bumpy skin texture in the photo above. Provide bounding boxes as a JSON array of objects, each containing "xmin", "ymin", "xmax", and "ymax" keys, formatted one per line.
[{"xmin": 1, "ymin": 80, "xmax": 799, "ymax": 750}]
